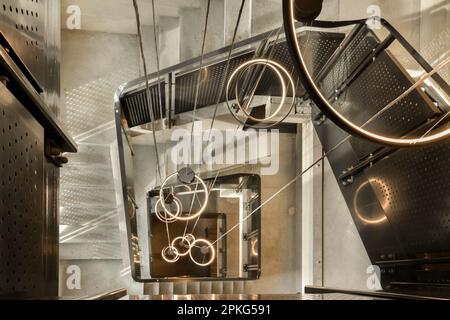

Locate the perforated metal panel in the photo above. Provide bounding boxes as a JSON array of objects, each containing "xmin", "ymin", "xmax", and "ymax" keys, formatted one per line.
[
  {"xmin": 319, "ymin": 26, "xmax": 378, "ymax": 98},
  {"xmin": 255, "ymin": 32, "xmax": 344, "ymax": 97},
  {"xmin": 175, "ymin": 51, "xmax": 254, "ymax": 114},
  {"xmin": 0, "ymin": 0, "xmax": 45, "ymax": 87},
  {"xmin": 173, "ymin": 32, "xmax": 344, "ymax": 116},
  {"xmin": 317, "ymin": 25, "xmax": 440, "ymax": 158},
  {"xmin": 364, "ymin": 140, "xmax": 450, "ymax": 255},
  {"xmin": 344, "ymin": 49, "xmax": 439, "ymax": 157},
  {"xmin": 121, "ymin": 83, "xmax": 166, "ymax": 128},
  {"xmin": 0, "ymin": 84, "xmax": 45, "ymax": 299}
]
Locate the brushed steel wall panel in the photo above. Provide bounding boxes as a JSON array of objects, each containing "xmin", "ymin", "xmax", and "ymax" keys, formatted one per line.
[
  {"xmin": 0, "ymin": 84, "xmax": 45, "ymax": 299},
  {"xmin": 0, "ymin": 0, "xmax": 46, "ymax": 87}
]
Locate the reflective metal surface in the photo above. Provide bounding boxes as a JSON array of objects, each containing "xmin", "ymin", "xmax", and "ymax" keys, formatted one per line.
[
  {"xmin": 0, "ymin": 83, "xmax": 46, "ymax": 299},
  {"xmin": 0, "ymin": 0, "xmax": 45, "ymax": 89}
]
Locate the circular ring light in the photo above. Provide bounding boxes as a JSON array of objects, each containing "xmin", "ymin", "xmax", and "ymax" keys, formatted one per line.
[
  {"xmin": 154, "ymin": 197, "xmax": 181, "ymax": 224},
  {"xmin": 226, "ymin": 58, "xmax": 296, "ymax": 129},
  {"xmin": 189, "ymin": 239, "xmax": 216, "ymax": 267},
  {"xmin": 171, "ymin": 235, "xmax": 194, "ymax": 257},
  {"xmin": 159, "ymin": 171, "xmax": 209, "ymax": 221},
  {"xmin": 161, "ymin": 246, "xmax": 180, "ymax": 263},
  {"xmin": 233, "ymin": 61, "xmax": 287, "ymax": 121},
  {"xmin": 283, "ymin": 0, "xmax": 450, "ymax": 147}
]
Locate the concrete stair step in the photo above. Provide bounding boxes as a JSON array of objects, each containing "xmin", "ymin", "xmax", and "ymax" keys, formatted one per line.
[
  {"xmin": 187, "ymin": 282, "xmax": 201, "ymax": 294},
  {"xmin": 159, "ymin": 282, "xmax": 174, "ymax": 295},
  {"xmin": 211, "ymin": 281, "xmax": 223, "ymax": 294},
  {"xmin": 60, "ymin": 207, "xmax": 119, "ymax": 226},
  {"xmin": 61, "ymin": 187, "xmax": 117, "ymax": 208},
  {"xmin": 223, "ymin": 281, "xmax": 234, "ymax": 294},
  {"xmin": 173, "ymin": 282, "xmax": 188, "ymax": 295},
  {"xmin": 60, "ymin": 224, "xmax": 121, "ymax": 243},
  {"xmin": 66, "ymin": 143, "xmax": 112, "ymax": 166},
  {"xmin": 234, "ymin": 281, "xmax": 245, "ymax": 294},
  {"xmin": 144, "ymin": 283, "xmax": 160, "ymax": 295},
  {"xmin": 61, "ymin": 165, "xmax": 114, "ymax": 187},
  {"xmin": 200, "ymin": 281, "xmax": 212, "ymax": 294},
  {"xmin": 60, "ymin": 242, "xmax": 122, "ymax": 260}
]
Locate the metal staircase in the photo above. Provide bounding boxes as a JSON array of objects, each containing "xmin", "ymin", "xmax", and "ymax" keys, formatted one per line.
[{"xmin": 60, "ymin": 143, "xmax": 121, "ymax": 261}]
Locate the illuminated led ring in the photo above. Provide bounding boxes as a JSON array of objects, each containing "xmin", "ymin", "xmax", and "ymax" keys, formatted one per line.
[
  {"xmin": 283, "ymin": 0, "xmax": 450, "ymax": 147},
  {"xmin": 161, "ymin": 246, "xmax": 180, "ymax": 263},
  {"xmin": 233, "ymin": 61, "xmax": 290, "ymax": 121},
  {"xmin": 171, "ymin": 235, "xmax": 194, "ymax": 257},
  {"xmin": 159, "ymin": 172, "xmax": 209, "ymax": 221},
  {"xmin": 154, "ymin": 197, "xmax": 181, "ymax": 224},
  {"xmin": 225, "ymin": 59, "xmax": 296, "ymax": 128},
  {"xmin": 189, "ymin": 239, "xmax": 216, "ymax": 267}
]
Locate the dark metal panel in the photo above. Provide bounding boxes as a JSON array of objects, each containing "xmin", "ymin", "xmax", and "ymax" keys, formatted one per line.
[
  {"xmin": 319, "ymin": 26, "xmax": 378, "ymax": 98},
  {"xmin": 364, "ymin": 140, "xmax": 450, "ymax": 255},
  {"xmin": 0, "ymin": 84, "xmax": 46, "ymax": 299},
  {"xmin": 43, "ymin": 158, "xmax": 59, "ymax": 297},
  {"xmin": 174, "ymin": 51, "xmax": 254, "ymax": 114},
  {"xmin": 312, "ymin": 24, "xmax": 450, "ymax": 291},
  {"xmin": 344, "ymin": 50, "xmax": 439, "ymax": 158},
  {"xmin": 314, "ymin": 115, "xmax": 405, "ymax": 263},
  {"xmin": 121, "ymin": 82, "xmax": 166, "ymax": 128}
]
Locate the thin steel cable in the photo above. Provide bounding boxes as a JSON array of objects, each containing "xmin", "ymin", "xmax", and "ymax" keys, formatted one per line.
[
  {"xmin": 151, "ymin": 0, "xmax": 169, "ymax": 179},
  {"xmin": 211, "ymin": 50, "xmax": 450, "ymax": 247},
  {"xmin": 212, "ymin": 137, "xmax": 348, "ymax": 246},
  {"xmin": 189, "ymin": 176, "xmax": 219, "ymax": 235},
  {"xmin": 191, "ymin": 0, "xmax": 212, "ymax": 139},
  {"xmin": 190, "ymin": 0, "xmax": 211, "ymax": 177},
  {"xmin": 181, "ymin": 180, "xmax": 200, "ymax": 237},
  {"xmin": 152, "ymin": 0, "xmax": 164, "ymax": 127},
  {"xmin": 187, "ymin": 0, "xmax": 247, "ymax": 239},
  {"xmin": 177, "ymin": 0, "xmax": 212, "ymax": 239},
  {"xmin": 206, "ymin": 0, "xmax": 247, "ymax": 141},
  {"xmin": 421, "ymin": 111, "xmax": 450, "ymax": 139},
  {"xmin": 133, "ymin": 0, "xmax": 163, "ymax": 184},
  {"xmin": 133, "ymin": 0, "xmax": 169, "ymax": 244}
]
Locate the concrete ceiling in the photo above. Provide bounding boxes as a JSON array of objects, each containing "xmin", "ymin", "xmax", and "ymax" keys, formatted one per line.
[{"xmin": 61, "ymin": 0, "xmax": 202, "ymax": 34}]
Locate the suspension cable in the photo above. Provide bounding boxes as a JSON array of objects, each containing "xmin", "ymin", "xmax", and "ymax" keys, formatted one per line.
[
  {"xmin": 132, "ymin": 0, "xmax": 163, "ymax": 184},
  {"xmin": 133, "ymin": 0, "xmax": 171, "ymax": 245}
]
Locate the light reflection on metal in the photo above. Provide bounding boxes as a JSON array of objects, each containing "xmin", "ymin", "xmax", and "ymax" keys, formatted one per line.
[
  {"xmin": 353, "ymin": 178, "xmax": 389, "ymax": 225},
  {"xmin": 226, "ymin": 58, "xmax": 296, "ymax": 126},
  {"xmin": 189, "ymin": 239, "xmax": 216, "ymax": 267},
  {"xmin": 284, "ymin": 0, "xmax": 450, "ymax": 147},
  {"xmin": 251, "ymin": 239, "xmax": 259, "ymax": 257}
]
